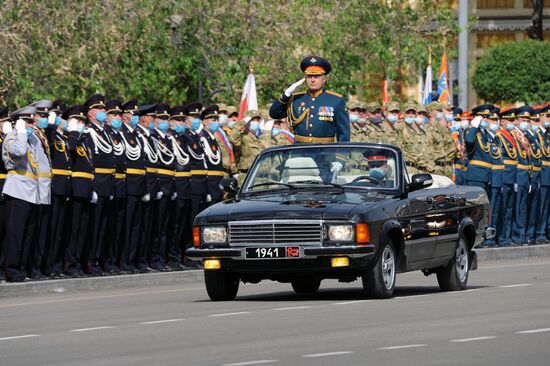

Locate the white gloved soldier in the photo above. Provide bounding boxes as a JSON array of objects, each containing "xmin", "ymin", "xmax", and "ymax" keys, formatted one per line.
[
  {"xmin": 284, "ymin": 78, "xmax": 305, "ymax": 98},
  {"xmin": 330, "ymin": 161, "xmax": 343, "ymax": 173},
  {"xmin": 2, "ymin": 121, "xmax": 12, "ymax": 135},
  {"xmin": 471, "ymin": 116, "xmax": 482, "ymax": 129}
]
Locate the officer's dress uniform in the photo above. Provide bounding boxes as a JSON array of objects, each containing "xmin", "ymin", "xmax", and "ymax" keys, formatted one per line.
[
  {"xmin": 485, "ymin": 129, "xmax": 504, "ymax": 246},
  {"xmin": 85, "ymin": 121, "xmax": 115, "ymax": 274},
  {"xmin": 536, "ymin": 127, "xmax": 550, "ymax": 243},
  {"xmin": 464, "ymin": 126, "xmax": 492, "ymax": 192},
  {"xmin": 202, "ymin": 128, "xmax": 225, "ymax": 205},
  {"xmin": 150, "ymin": 126, "xmax": 176, "ymax": 270},
  {"xmin": 525, "ymin": 128, "xmax": 542, "ymax": 244},
  {"xmin": 496, "ymin": 127, "xmax": 518, "ymax": 246},
  {"xmin": 511, "ymin": 127, "xmax": 531, "ymax": 244},
  {"xmin": 44, "ymin": 125, "xmax": 72, "ymax": 276},
  {"xmin": 119, "ymin": 119, "xmax": 147, "ymax": 272},
  {"xmin": 2, "ymin": 107, "xmax": 51, "ymax": 282},
  {"xmin": 185, "ymin": 125, "xmax": 208, "ymax": 229}
]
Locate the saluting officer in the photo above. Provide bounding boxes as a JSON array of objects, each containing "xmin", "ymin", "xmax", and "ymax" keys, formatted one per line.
[
  {"xmin": 120, "ymin": 99, "xmax": 147, "ymax": 273},
  {"xmin": 511, "ymin": 106, "xmax": 532, "ymax": 245},
  {"xmin": 496, "ymin": 108, "xmax": 519, "ymax": 246},
  {"xmin": 201, "ymin": 105, "xmax": 225, "ymax": 205},
  {"xmin": 63, "ymin": 105, "xmax": 91, "ymax": 277},
  {"xmin": 2, "ymin": 106, "xmax": 50, "ymax": 282},
  {"xmin": 464, "ymin": 104, "xmax": 495, "ymax": 192},
  {"xmin": 269, "ymin": 55, "xmax": 350, "ymax": 143},
  {"xmin": 84, "ymin": 94, "xmax": 115, "ymax": 276},
  {"xmin": 104, "ymin": 100, "xmax": 125, "ymax": 274},
  {"xmin": 0, "ymin": 107, "xmax": 10, "ymax": 281}
]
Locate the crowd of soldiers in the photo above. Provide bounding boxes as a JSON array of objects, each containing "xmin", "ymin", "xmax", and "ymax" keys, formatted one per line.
[
  {"xmin": 0, "ymin": 95, "xmax": 291, "ymax": 283},
  {"xmin": 347, "ymin": 99, "xmax": 550, "ymax": 248}
]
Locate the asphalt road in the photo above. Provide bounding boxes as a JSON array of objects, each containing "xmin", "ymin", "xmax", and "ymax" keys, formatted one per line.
[{"xmin": 1, "ymin": 257, "xmax": 549, "ymax": 366}]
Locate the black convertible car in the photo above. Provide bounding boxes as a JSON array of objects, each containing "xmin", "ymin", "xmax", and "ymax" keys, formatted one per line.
[{"xmin": 186, "ymin": 143, "xmax": 495, "ymax": 301}]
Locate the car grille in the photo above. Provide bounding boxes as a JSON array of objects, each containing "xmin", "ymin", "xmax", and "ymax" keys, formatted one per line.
[{"xmin": 228, "ymin": 220, "xmax": 323, "ymax": 245}]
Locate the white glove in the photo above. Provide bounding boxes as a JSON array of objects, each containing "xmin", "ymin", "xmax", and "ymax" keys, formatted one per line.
[
  {"xmin": 284, "ymin": 78, "xmax": 305, "ymax": 97},
  {"xmin": 110, "ymin": 195, "xmax": 114, "ymax": 200},
  {"xmin": 141, "ymin": 193, "xmax": 151, "ymax": 202},
  {"xmin": 155, "ymin": 191, "xmax": 163, "ymax": 200},
  {"xmin": 171, "ymin": 192, "xmax": 177, "ymax": 200},
  {"xmin": 90, "ymin": 191, "xmax": 98, "ymax": 204},
  {"xmin": 206, "ymin": 194, "xmax": 212, "ymax": 203},
  {"xmin": 48, "ymin": 111, "xmax": 56, "ymax": 125},
  {"xmin": 471, "ymin": 116, "xmax": 482, "ymax": 129},
  {"xmin": 514, "ymin": 183, "xmax": 518, "ymax": 192},
  {"xmin": 330, "ymin": 161, "xmax": 343, "ymax": 173},
  {"xmin": 67, "ymin": 118, "xmax": 77, "ymax": 132},
  {"xmin": 15, "ymin": 119, "xmax": 26, "ymax": 133},
  {"xmin": 2, "ymin": 122, "xmax": 12, "ymax": 135},
  {"xmin": 232, "ymin": 173, "xmax": 240, "ymax": 180}
]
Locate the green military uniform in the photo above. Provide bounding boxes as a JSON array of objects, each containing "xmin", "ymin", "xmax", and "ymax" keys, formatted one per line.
[
  {"xmin": 397, "ymin": 102, "xmax": 430, "ymax": 174},
  {"xmin": 259, "ymin": 132, "xmax": 292, "ymax": 148}
]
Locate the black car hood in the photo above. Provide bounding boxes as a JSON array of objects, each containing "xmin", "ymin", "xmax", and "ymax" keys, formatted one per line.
[{"xmin": 195, "ymin": 190, "xmax": 389, "ymax": 224}]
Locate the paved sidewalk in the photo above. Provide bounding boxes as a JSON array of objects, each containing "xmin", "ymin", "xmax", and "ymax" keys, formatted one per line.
[{"xmin": 1, "ymin": 244, "xmax": 549, "ymax": 298}]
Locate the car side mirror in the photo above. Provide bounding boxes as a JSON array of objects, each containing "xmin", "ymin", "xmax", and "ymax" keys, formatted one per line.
[
  {"xmin": 407, "ymin": 173, "xmax": 433, "ymax": 192},
  {"xmin": 220, "ymin": 177, "xmax": 239, "ymax": 196}
]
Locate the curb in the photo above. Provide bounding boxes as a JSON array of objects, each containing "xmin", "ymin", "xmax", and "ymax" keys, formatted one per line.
[{"xmin": 1, "ymin": 245, "xmax": 549, "ymax": 298}]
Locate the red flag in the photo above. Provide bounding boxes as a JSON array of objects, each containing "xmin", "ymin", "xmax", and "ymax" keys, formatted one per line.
[
  {"xmin": 382, "ymin": 77, "xmax": 389, "ymax": 107},
  {"xmin": 238, "ymin": 73, "xmax": 258, "ymax": 121}
]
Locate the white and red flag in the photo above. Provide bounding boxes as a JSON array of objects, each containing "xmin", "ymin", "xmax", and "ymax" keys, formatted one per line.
[{"xmin": 238, "ymin": 73, "xmax": 258, "ymax": 121}]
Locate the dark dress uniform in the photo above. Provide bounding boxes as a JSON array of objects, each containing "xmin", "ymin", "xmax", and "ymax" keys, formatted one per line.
[
  {"xmin": 464, "ymin": 105, "xmax": 494, "ymax": 192},
  {"xmin": 201, "ymin": 105, "xmax": 225, "ymax": 204},
  {"xmin": 485, "ymin": 124, "xmax": 503, "ymax": 247},
  {"xmin": 84, "ymin": 94, "xmax": 115, "ymax": 275},
  {"xmin": 535, "ymin": 124, "xmax": 550, "ymax": 243},
  {"xmin": 65, "ymin": 105, "xmax": 93, "ymax": 276},
  {"xmin": 269, "ymin": 56, "xmax": 350, "ymax": 143},
  {"xmin": 525, "ymin": 126, "xmax": 542, "ymax": 244},
  {"xmin": 511, "ymin": 125, "xmax": 531, "ymax": 244},
  {"xmin": 119, "ymin": 100, "xmax": 147, "ymax": 272},
  {"xmin": 0, "ymin": 107, "xmax": 10, "ymax": 280}
]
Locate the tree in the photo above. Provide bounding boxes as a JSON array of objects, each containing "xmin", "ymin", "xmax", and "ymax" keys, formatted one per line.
[{"xmin": 472, "ymin": 40, "xmax": 550, "ymax": 104}]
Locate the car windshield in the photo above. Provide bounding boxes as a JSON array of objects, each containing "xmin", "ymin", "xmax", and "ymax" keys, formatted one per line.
[{"xmin": 242, "ymin": 145, "xmax": 400, "ymax": 193}]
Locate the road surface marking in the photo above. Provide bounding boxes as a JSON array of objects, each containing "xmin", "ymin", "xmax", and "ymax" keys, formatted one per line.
[
  {"xmin": 140, "ymin": 319, "xmax": 184, "ymax": 324},
  {"xmin": 396, "ymin": 294, "xmax": 433, "ymax": 299},
  {"xmin": 332, "ymin": 300, "xmax": 368, "ymax": 305},
  {"xmin": 208, "ymin": 312, "xmax": 250, "ymax": 318},
  {"xmin": 516, "ymin": 328, "xmax": 550, "ymax": 334},
  {"xmin": 273, "ymin": 306, "xmax": 310, "ymax": 311},
  {"xmin": 302, "ymin": 351, "xmax": 354, "ymax": 358},
  {"xmin": 451, "ymin": 336, "xmax": 496, "ymax": 342},
  {"xmin": 222, "ymin": 360, "xmax": 277, "ymax": 366},
  {"xmin": 378, "ymin": 344, "xmax": 427, "ymax": 350},
  {"xmin": 70, "ymin": 326, "xmax": 116, "ymax": 332},
  {"xmin": 498, "ymin": 283, "xmax": 533, "ymax": 288},
  {"xmin": 0, "ymin": 334, "xmax": 40, "ymax": 341}
]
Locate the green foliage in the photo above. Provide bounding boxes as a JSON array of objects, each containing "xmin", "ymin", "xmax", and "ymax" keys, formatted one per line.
[
  {"xmin": 0, "ymin": 0, "xmax": 458, "ymax": 110},
  {"xmin": 473, "ymin": 39, "xmax": 550, "ymax": 104}
]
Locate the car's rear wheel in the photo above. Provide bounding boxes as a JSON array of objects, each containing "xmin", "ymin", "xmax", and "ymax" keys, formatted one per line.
[
  {"xmin": 362, "ymin": 239, "xmax": 396, "ymax": 298},
  {"xmin": 291, "ymin": 277, "xmax": 321, "ymax": 294},
  {"xmin": 204, "ymin": 270, "xmax": 239, "ymax": 301},
  {"xmin": 437, "ymin": 237, "xmax": 469, "ymax": 291}
]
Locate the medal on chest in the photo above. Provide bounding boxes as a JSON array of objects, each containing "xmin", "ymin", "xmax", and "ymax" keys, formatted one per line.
[{"xmin": 318, "ymin": 106, "xmax": 334, "ymax": 121}]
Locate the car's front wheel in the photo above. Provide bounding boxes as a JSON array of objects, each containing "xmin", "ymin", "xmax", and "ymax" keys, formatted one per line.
[
  {"xmin": 362, "ymin": 239, "xmax": 396, "ymax": 298},
  {"xmin": 437, "ymin": 237, "xmax": 469, "ymax": 291},
  {"xmin": 204, "ymin": 270, "xmax": 240, "ymax": 301},
  {"xmin": 291, "ymin": 277, "xmax": 321, "ymax": 294}
]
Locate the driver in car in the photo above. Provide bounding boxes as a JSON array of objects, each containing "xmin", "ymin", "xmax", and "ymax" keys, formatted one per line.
[{"xmin": 365, "ymin": 154, "xmax": 393, "ymax": 186}]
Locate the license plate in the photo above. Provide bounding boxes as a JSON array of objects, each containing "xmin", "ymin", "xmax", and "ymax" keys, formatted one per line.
[{"xmin": 245, "ymin": 247, "xmax": 300, "ymax": 259}]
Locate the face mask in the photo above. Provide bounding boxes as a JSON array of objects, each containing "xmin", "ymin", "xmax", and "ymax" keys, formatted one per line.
[
  {"xmin": 404, "ymin": 117, "xmax": 415, "ymax": 125},
  {"xmin": 174, "ymin": 124, "xmax": 186, "ymax": 134},
  {"xmin": 530, "ymin": 124, "xmax": 539, "ymax": 132},
  {"xmin": 387, "ymin": 114, "xmax": 398, "ymax": 124},
  {"xmin": 219, "ymin": 114, "xmax": 228, "ymax": 126},
  {"xmin": 157, "ymin": 120, "xmax": 169, "ymax": 132},
  {"xmin": 444, "ymin": 114, "xmax": 454, "ymax": 123},
  {"xmin": 37, "ymin": 118, "xmax": 48, "ymax": 129},
  {"xmin": 228, "ymin": 121, "xmax": 236, "ymax": 129},
  {"xmin": 95, "ymin": 111, "xmax": 107, "ymax": 124},
  {"xmin": 77, "ymin": 124, "xmax": 85, "ymax": 134},
  {"xmin": 461, "ymin": 121, "xmax": 469, "ymax": 129},
  {"xmin": 370, "ymin": 117, "xmax": 383, "ymax": 124},
  {"xmin": 506, "ymin": 123, "xmax": 515, "ymax": 131},
  {"xmin": 249, "ymin": 122, "xmax": 260, "ymax": 132},
  {"xmin": 519, "ymin": 121, "xmax": 529, "ymax": 131},
  {"xmin": 208, "ymin": 121, "xmax": 220, "ymax": 133},
  {"xmin": 130, "ymin": 115, "xmax": 139, "ymax": 127},
  {"xmin": 435, "ymin": 112, "xmax": 443, "ymax": 121},
  {"xmin": 350, "ymin": 114, "xmax": 360, "ymax": 123},
  {"xmin": 479, "ymin": 120, "xmax": 488, "ymax": 130},
  {"xmin": 55, "ymin": 116, "xmax": 62, "ymax": 126},
  {"xmin": 191, "ymin": 118, "xmax": 202, "ymax": 131},
  {"xmin": 489, "ymin": 123, "xmax": 499, "ymax": 132},
  {"xmin": 26, "ymin": 127, "xmax": 34, "ymax": 137},
  {"xmin": 544, "ymin": 122, "xmax": 550, "ymax": 128},
  {"xmin": 369, "ymin": 168, "xmax": 386, "ymax": 180},
  {"xmin": 110, "ymin": 119, "xmax": 122, "ymax": 130},
  {"xmin": 272, "ymin": 128, "xmax": 281, "ymax": 137},
  {"xmin": 147, "ymin": 121, "xmax": 155, "ymax": 131},
  {"xmin": 61, "ymin": 119, "xmax": 69, "ymax": 131}
]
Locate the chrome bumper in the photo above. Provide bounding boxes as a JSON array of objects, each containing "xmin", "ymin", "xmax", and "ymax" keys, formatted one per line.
[{"xmin": 485, "ymin": 227, "xmax": 496, "ymax": 240}]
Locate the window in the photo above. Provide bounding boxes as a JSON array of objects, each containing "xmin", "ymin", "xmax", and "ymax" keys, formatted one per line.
[{"xmin": 477, "ymin": 0, "xmax": 515, "ymax": 8}]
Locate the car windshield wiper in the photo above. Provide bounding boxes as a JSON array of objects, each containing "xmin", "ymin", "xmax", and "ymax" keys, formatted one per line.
[
  {"xmin": 247, "ymin": 181, "xmax": 297, "ymax": 191},
  {"xmin": 292, "ymin": 180, "xmax": 346, "ymax": 192}
]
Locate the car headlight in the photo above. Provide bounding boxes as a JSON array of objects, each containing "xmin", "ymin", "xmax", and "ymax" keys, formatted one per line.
[
  {"xmin": 328, "ymin": 225, "xmax": 354, "ymax": 241},
  {"xmin": 202, "ymin": 226, "xmax": 227, "ymax": 244}
]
